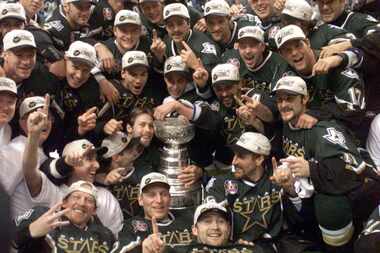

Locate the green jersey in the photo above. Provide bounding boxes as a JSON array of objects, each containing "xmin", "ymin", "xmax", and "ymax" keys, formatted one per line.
[
  {"xmin": 282, "ymin": 120, "xmax": 368, "ymax": 195},
  {"xmin": 330, "ymin": 11, "xmax": 379, "ymax": 38},
  {"xmin": 108, "ymin": 146, "xmax": 159, "ymax": 219},
  {"xmin": 116, "ymin": 209, "xmax": 194, "ymax": 253},
  {"xmin": 15, "ymin": 206, "xmax": 116, "ymax": 253},
  {"xmin": 309, "ymin": 23, "xmax": 355, "ymax": 49},
  {"xmin": 206, "ymin": 170, "xmax": 283, "ymax": 242}
]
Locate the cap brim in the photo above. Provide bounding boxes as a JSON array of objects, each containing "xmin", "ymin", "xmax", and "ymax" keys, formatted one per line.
[
  {"xmin": 115, "ymin": 22, "xmax": 141, "ymax": 27},
  {"xmin": 8, "ymin": 44, "xmax": 36, "ymax": 51},
  {"xmin": 164, "ymin": 70, "xmax": 191, "ymax": 78},
  {"xmin": 205, "ymin": 13, "xmax": 229, "ymax": 18},
  {"xmin": 0, "ymin": 88, "xmax": 17, "ymax": 96},
  {"xmin": 212, "ymin": 80, "xmax": 239, "ymax": 86},
  {"xmin": 0, "ymin": 15, "xmax": 26, "ymax": 21},
  {"xmin": 69, "ymin": 57, "xmax": 95, "ymax": 68},
  {"xmin": 271, "ymin": 88, "xmax": 303, "ymax": 96},
  {"xmin": 197, "ymin": 208, "xmax": 230, "ymax": 223},
  {"xmin": 71, "ymin": 0, "xmax": 96, "ymax": 5},
  {"xmin": 141, "ymin": 181, "xmax": 170, "ymax": 193},
  {"xmin": 277, "ymin": 36, "xmax": 306, "ymax": 49},
  {"xmin": 164, "ymin": 14, "xmax": 189, "ymax": 21},
  {"xmin": 228, "ymin": 143, "xmax": 253, "ymax": 155},
  {"xmin": 123, "ymin": 63, "xmax": 149, "ymax": 70}
]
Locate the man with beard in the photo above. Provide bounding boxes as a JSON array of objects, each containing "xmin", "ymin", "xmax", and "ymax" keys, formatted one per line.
[
  {"xmin": 275, "ymin": 25, "xmax": 365, "ymax": 135},
  {"xmin": 163, "ymin": 3, "xmax": 220, "ymax": 75},
  {"xmin": 21, "ymin": 103, "xmax": 123, "ymax": 235},
  {"xmin": 271, "ymin": 75, "xmax": 380, "ymax": 253},
  {"xmin": 14, "ymin": 181, "xmax": 116, "ymax": 253},
  {"xmin": 96, "ymin": 51, "xmax": 160, "ymax": 139},
  {"xmin": 206, "ymin": 132, "xmax": 283, "ymax": 253},
  {"xmin": 115, "ymin": 172, "xmax": 194, "ymax": 253},
  {"xmin": 203, "ymin": 0, "xmax": 261, "ymax": 53}
]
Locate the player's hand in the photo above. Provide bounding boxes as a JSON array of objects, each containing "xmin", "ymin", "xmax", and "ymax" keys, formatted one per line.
[
  {"xmin": 99, "ymin": 79, "xmax": 120, "ymax": 104},
  {"xmin": 104, "ymin": 168, "xmax": 130, "ymax": 185},
  {"xmin": 64, "ymin": 143, "xmax": 94, "ymax": 167},
  {"xmin": 280, "ymin": 156, "xmax": 310, "ymax": 178},
  {"xmin": 193, "ymin": 18, "xmax": 207, "ymax": 32},
  {"xmin": 142, "ymin": 217, "xmax": 165, "ymax": 253},
  {"xmin": 78, "ymin": 107, "xmax": 98, "ymax": 135},
  {"xmin": 178, "ymin": 165, "xmax": 203, "ymax": 188},
  {"xmin": 95, "ymin": 43, "xmax": 116, "ymax": 73},
  {"xmin": 230, "ymin": 3, "xmax": 245, "ymax": 17},
  {"xmin": 27, "ymin": 94, "xmax": 50, "ymax": 137},
  {"xmin": 180, "ymin": 41, "xmax": 201, "ymax": 70},
  {"xmin": 150, "ymin": 29, "xmax": 166, "ymax": 63},
  {"xmin": 153, "ymin": 101, "xmax": 178, "ymax": 120},
  {"xmin": 192, "ymin": 61, "xmax": 209, "ymax": 89},
  {"xmin": 236, "ymin": 105, "xmax": 257, "ymax": 126},
  {"xmin": 237, "ymin": 239, "xmax": 255, "ymax": 246},
  {"xmin": 273, "ymin": 0, "xmax": 286, "ymax": 15},
  {"xmin": 295, "ymin": 113, "xmax": 318, "ymax": 129},
  {"xmin": 312, "ymin": 55, "xmax": 343, "ymax": 76},
  {"xmin": 320, "ymin": 41, "xmax": 352, "ymax": 58},
  {"xmin": 103, "ymin": 119, "xmax": 123, "ymax": 135},
  {"xmin": 270, "ymin": 157, "xmax": 293, "ymax": 186},
  {"xmin": 29, "ymin": 202, "xmax": 70, "ymax": 238}
]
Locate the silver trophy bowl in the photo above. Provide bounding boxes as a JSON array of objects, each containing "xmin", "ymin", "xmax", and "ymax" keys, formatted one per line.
[{"xmin": 154, "ymin": 118, "xmax": 202, "ymax": 209}]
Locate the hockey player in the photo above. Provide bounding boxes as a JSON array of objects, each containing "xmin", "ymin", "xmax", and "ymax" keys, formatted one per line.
[
  {"xmin": 14, "ymin": 181, "xmax": 116, "ymax": 253},
  {"xmin": 163, "ymin": 3, "xmax": 220, "ymax": 75},
  {"xmin": 275, "ymin": 25, "xmax": 365, "ymax": 133},
  {"xmin": 206, "ymin": 132, "xmax": 283, "ymax": 253},
  {"xmin": 0, "ymin": 3, "xmax": 26, "ymax": 40},
  {"xmin": 271, "ymin": 75, "xmax": 380, "ymax": 253},
  {"xmin": 203, "ymin": 0, "xmax": 261, "ymax": 53},
  {"xmin": 0, "ymin": 78, "xmax": 17, "ymax": 146},
  {"xmin": 115, "ymin": 172, "xmax": 194, "ymax": 253}
]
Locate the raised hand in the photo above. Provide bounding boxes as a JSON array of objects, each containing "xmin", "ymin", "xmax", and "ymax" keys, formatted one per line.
[
  {"xmin": 153, "ymin": 101, "xmax": 178, "ymax": 120},
  {"xmin": 280, "ymin": 156, "xmax": 310, "ymax": 178},
  {"xmin": 95, "ymin": 43, "xmax": 116, "ymax": 73},
  {"xmin": 320, "ymin": 41, "xmax": 352, "ymax": 59},
  {"xmin": 64, "ymin": 143, "xmax": 94, "ymax": 167},
  {"xmin": 104, "ymin": 168, "xmax": 131, "ymax": 185},
  {"xmin": 193, "ymin": 18, "xmax": 207, "ymax": 32},
  {"xmin": 150, "ymin": 29, "xmax": 166, "ymax": 63},
  {"xmin": 78, "ymin": 107, "xmax": 98, "ymax": 135},
  {"xmin": 295, "ymin": 113, "xmax": 318, "ymax": 129},
  {"xmin": 29, "ymin": 202, "xmax": 70, "ymax": 238},
  {"xmin": 27, "ymin": 94, "xmax": 50, "ymax": 137},
  {"xmin": 192, "ymin": 60, "xmax": 209, "ymax": 89},
  {"xmin": 142, "ymin": 217, "xmax": 165, "ymax": 253},
  {"xmin": 103, "ymin": 118, "xmax": 123, "ymax": 135},
  {"xmin": 180, "ymin": 41, "xmax": 201, "ymax": 70},
  {"xmin": 312, "ymin": 55, "xmax": 343, "ymax": 76},
  {"xmin": 99, "ymin": 79, "xmax": 120, "ymax": 104}
]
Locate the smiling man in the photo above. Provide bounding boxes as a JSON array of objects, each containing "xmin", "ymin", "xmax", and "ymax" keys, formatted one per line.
[
  {"xmin": 116, "ymin": 172, "xmax": 194, "ymax": 253},
  {"xmin": 14, "ymin": 181, "xmax": 116, "ymax": 253},
  {"xmin": 206, "ymin": 132, "xmax": 283, "ymax": 253}
]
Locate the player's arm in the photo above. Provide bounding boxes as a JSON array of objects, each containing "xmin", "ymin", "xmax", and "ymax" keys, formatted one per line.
[{"xmin": 23, "ymin": 96, "xmax": 50, "ymax": 197}]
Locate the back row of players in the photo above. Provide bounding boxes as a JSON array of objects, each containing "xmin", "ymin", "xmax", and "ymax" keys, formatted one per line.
[{"xmin": 0, "ymin": 0, "xmax": 379, "ymax": 252}]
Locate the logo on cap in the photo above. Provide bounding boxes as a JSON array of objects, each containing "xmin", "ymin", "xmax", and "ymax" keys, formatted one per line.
[
  {"xmin": 212, "ymin": 74, "xmax": 218, "ymax": 81},
  {"xmin": 119, "ymin": 15, "xmax": 126, "ymax": 21},
  {"xmin": 81, "ymin": 143, "xmax": 88, "ymax": 149},
  {"xmin": 13, "ymin": 36, "xmax": 21, "ymax": 43},
  {"xmin": 205, "ymin": 7, "xmax": 210, "ymax": 13},
  {"xmin": 128, "ymin": 57, "xmax": 133, "ymax": 63},
  {"xmin": 165, "ymin": 10, "xmax": 170, "ymax": 16},
  {"xmin": 166, "ymin": 64, "xmax": 172, "ymax": 71},
  {"xmin": 73, "ymin": 50, "xmax": 81, "ymax": 56},
  {"xmin": 276, "ymin": 35, "xmax": 282, "ymax": 44},
  {"xmin": 145, "ymin": 178, "xmax": 151, "ymax": 184},
  {"xmin": 121, "ymin": 137, "xmax": 128, "ymax": 143},
  {"xmin": 238, "ymin": 30, "xmax": 244, "ymax": 37},
  {"xmin": 28, "ymin": 101, "xmax": 36, "ymax": 108},
  {"xmin": 2, "ymin": 9, "xmax": 8, "ymax": 15}
]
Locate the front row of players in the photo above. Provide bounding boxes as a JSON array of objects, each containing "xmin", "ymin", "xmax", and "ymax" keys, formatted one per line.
[{"xmin": 11, "ymin": 75, "xmax": 380, "ymax": 253}]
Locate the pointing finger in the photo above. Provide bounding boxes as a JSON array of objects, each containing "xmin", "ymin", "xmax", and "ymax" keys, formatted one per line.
[
  {"xmin": 43, "ymin": 94, "xmax": 50, "ymax": 116},
  {"xmin": 152, "ymin": 29, "xmax": 158, "ymax": 41},
  {"xmin": 152, "ymin": 216, "xmax": 159, "ymax": 235},
  {"xmin": 181, "ymin": 41, "xmax": 192, "ymax": 51},
  {"xmin": 272, "ymin": 157, "xmax": 278, "ymax": 171}
]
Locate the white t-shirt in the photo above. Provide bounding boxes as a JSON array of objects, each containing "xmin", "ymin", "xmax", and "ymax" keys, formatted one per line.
[
  {"xmin": 367, "ymin": 114, "xmax": 380, "ymax": 167},
  {"xmin": 31, "ymin": 172, "xmax": 124, "ymax": 236},
  {"xmin": 0, "ymin": 135, "xmax": 47, "ymax": 217},
  {"xmin": 0, "ymin": 123, "xmax": 12, "ymax": 147}
]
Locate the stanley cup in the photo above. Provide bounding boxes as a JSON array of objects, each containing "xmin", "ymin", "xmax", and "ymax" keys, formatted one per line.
[{"xmin": 154, "ymin": 118, "xmax": 202, "ymax": 209}]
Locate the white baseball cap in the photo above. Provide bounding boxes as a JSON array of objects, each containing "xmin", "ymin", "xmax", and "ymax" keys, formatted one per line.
[
  {"xmin": 193, "ymin": 199, "xmax": 229, "ymax": 225},
  {"xmin": 101, "ymin": 131, "xmax": 133, "ymax": 159},
  {"xmin": 163, "ymin": 3, "xmax": 190, "ymax": 21},
  {"xmin": 114, "ymin": 10, "xmax": 141, "ymax": 26},
  {"xmin": 211, "ymin": 63, "xmax": 240, "ymax": 86},
  {"xmin": 237, "ymin": 25, "xmax": 265, "ymax": 42},
  {"xmin": 65, "ymin": 41, "xmax": 97, "ymax": 67},
  {"xmin": 122, "ymin": 50, "xmax": 148, "ymax": 69},
  {"xmin": 230, "ymin": 132, "xmax": 271, "ymax": 156},
  {"xmin": 64, "ymin": 180, "xmax": 98, "ymax": 201},
  {"xmin": 62, "ymin": 139, "xmax": 98, "ymax": 157},
  {"xmin": 0, "ymin": 3, "xmax": 26, "ymax": 22},
  {"xmin": 3, "ymin": 29, "xmax": 36, "ymax": 51},
  {"xmin": 204, "ymin": 0, "xmax": 230, "ymax": 17},
  {"xmin": 282, "ymin": 0, "xmax": 313, "ymax": 22},
  {"xmin": 139, "ymin": 172, "xmax": 170, "ymax": 194},
  {"xmin": 64, "ymin": 0, "xmax": 96, "ymax": 4},
  {"xmin": 272, "ymin": 76, "xmax": 308, "ymax": 96},
  {"xmin": 19, "ymin": 96, "xmax": 45, "ymax": 118},
  {"xmin": 164, "ymin": 56, "xmax": 190, "ymax": 76},
  {"xmin": 275, "ymin": 25, "xmax": 306, "ymax": 49},
  {"xmin": 0, "ymin": 77, "xmax": 17, "ymax": 96}
]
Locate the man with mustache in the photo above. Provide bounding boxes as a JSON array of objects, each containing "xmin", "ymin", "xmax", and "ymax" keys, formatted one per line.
[
  {"xmin": 271, "ymin": 75, "xmax": 380, "ymax": 253},
  {"xmin": 206, "ymin": 132, "xmax": 283, "ymax": 253}
]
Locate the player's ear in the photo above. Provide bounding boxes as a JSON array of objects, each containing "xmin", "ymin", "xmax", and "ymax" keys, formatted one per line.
[
  {"xmin": 192, "ymin": 225, "xmax": 198, "ymax": 237},
  {"xmin": 126, "ymin": 124, "xmax": 133, "ymax": 134},
  {"xmin": 302, "ymin": 94, "xmax": 309, "ymax": 105},
  {"xmin": 138, "ymin": 194, "xmax": 144, "ymax": 207}
]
